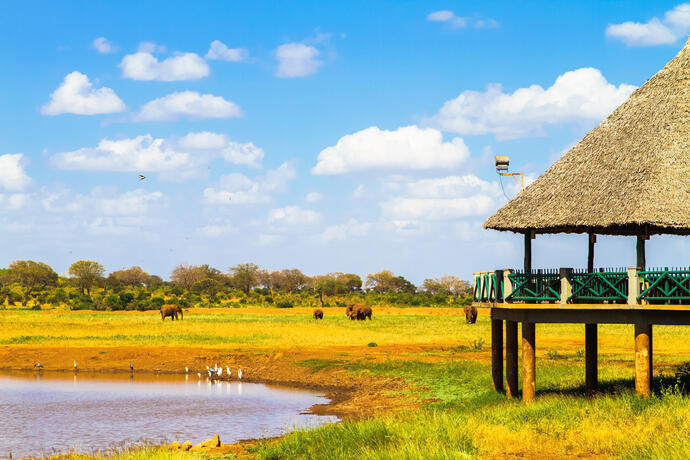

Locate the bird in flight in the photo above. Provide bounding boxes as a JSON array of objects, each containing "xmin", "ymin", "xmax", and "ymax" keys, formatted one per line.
[{"xmin": 138, "ymin": 175, "xmax": 146, "ymax": 181}]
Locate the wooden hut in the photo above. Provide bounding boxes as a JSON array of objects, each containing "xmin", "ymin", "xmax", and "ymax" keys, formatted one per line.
[{"xmin": 476, "ymin": 38, "xmax": 690, "ymax": 401}]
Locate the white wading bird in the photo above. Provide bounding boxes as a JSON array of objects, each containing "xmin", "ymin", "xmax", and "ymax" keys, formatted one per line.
[
  {"xmin": 238, "ymin": 368, "xmax": 242, "ymax": 380},
  {"xmin": 73, "ymin": 360, "xmax": 78, "ymax": 372},
  {"xmin": 185, "ymin": 367, "xmax": 189, "ymax": 374},
  {"xmin": 217, "ymin": 367, "xmax": 222, "ymax": 377},
  {"xmin": 226, "ymin": 365, "xmax": 231, "ymax": 376}
]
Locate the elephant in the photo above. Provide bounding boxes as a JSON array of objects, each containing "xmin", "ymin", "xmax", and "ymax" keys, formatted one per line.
[
  {"xmin": 161, "ymin": 304, "xmax": 183, "ymax": 321},
  {"xmin": 464, "ymin": 305, "xmax": 478, "ymax": 324},
  {"xmin": 347, "ymin": 303, "xmax": 372, "ymax": 321},
  {"xmin": 313, "ymin": 308, "xmax": 324, "ymax": 320},
  {"xmin": 355, "ymin": 305, "xmax": 373, "ymax": 321}
]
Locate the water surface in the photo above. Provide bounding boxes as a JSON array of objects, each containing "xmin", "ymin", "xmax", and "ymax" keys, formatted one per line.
[{"xmin": 0, "ymin": 371, "xmax": 337, "ymax": 458}]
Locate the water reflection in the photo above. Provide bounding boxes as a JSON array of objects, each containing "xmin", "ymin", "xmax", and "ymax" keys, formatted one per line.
[{"xmin": 0, "ymin": 370, "xmax": 336, "ymax": 459}]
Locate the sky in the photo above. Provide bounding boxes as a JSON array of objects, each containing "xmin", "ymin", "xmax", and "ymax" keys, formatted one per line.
[{"xmin": 1, "ymin": 0, "xmax": 690, "ymax": 282}]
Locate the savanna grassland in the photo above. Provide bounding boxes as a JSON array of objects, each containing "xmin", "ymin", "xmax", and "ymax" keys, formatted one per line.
[{"xmin": 4, "ymin": 306, "xmax": 690, "ymax": 459}]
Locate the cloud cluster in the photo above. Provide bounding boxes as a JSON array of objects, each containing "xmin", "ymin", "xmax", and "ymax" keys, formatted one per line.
[
  {"xmin": 379, "ymin": 175, "xmax": 502, "ymax": 222},
  {"xmin": 427, "ymin": 10, "xmax": 498, "ymax": 29},
  {"xmin": 92, "ymin": 37, "xmax": 117, "ymax": 54},
  {"xmin": 268, "ymin": 206, "xmax": 321, "ymax": 226},
  {"xmin": 205, "ymin": 40, "xmax": 248, "ymax": 61},
  {"xmin": 41, "ymin": 71, "xmax": 126, "ymax": 115},
  {"xmin": 0, "ymin": 154, "xmax": 31, "ymax": 191},
  {"xmin": 275, "ymin": 43, "xmax": 321, "ymax": 78},
  {"xmin": 203, "ymin": 163, "xmax": 296, "ymax": 205},
  {"xmin": 606, "ymin": 3, "xmax": 690, "ymax": 46},
  {"xmin": 133, "ymin": 91, "xmax": 243, "ymax": 121},
  {"xmin": 51, "ymin": 131, "xmax": 264, "ymax": 178},
  {"xmin": 428, "ymin": 68, "xmax": 636, "ymax": 139},
  {"xmin": 312, "ymin": 125, "xmax": 469, "ymax": 175},
  {"xmin": 120, "ymin": 51, "xmax": 209, "ymax": 81}
]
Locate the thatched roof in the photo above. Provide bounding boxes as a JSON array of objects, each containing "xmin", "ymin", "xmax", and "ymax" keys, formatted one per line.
[{"xmin": 485, "ymin": 39, "xmax": 690, "ymax": 236}]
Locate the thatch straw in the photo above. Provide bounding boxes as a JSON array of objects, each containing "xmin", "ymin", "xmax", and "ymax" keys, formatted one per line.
[{"xmin": 485, "ymin": 38, "xmax": 690, "ymax": 236}]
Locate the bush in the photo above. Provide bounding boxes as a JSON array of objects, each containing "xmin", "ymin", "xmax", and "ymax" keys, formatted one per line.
[
  {"xmin": 276, "ymin": 300, "xmax": 294, "ymax": 308},
  {"xmin": 119, "ymin": 292, "xmax": 135, "ymax": 307},
  {"xmin": 70, "ymin": 295, "xmax": 93, "ymax": 310},
  {"xmin": 368, "ymin": 342, "xmax": 378, "ymax": 347},
  {"xmin": 105, "ymin": 294, "xmax": 123, "ymax": 310},
  {"xmin": 149, "ymin": 297, "xmax": 165, "ymax": 308}
]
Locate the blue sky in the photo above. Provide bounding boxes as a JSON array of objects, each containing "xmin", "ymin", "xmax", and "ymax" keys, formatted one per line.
[{"xmin": 1, "ymin": 1, "xmax": 689, "ymax": 282}]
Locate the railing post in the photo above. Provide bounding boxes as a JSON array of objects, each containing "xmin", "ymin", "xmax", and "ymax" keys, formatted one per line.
[
  {"xmin": 503, "ymin": 269, "xmax": 513, "ymax": 303},
  {"xmin": 559, "ymin": 268, "xmax": 573, "ymax": 305},
  {"xmin": 494, "ymin": 270, "xmax": 504, "ymax": 302},
  {"xmin": 627, "ymin": 267, "xmax": 640, "ymax": 305}
]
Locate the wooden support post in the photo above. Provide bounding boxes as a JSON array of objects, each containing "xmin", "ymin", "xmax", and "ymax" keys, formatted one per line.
[
  {"xmin": 524, "ymin": 231, "xmax": 533, "ymax": 273},
  {"xmin": 503, "ymin": 269, "xmax": 513, "ymax": 303},
  {"xmin": 634, "ymin": 323, "xmax": 653, "ymax": 396},
  {"xmin": 522, "ymin": 322, "xmax": 536, "ymax": 402},
  {"xmin": 588, "ymin": 232, "xmax": 596, "ymax": 272},
  {"xmin": 627, "ymin": 267, "xmax": 640, "ymax": 305},
  {"xmin": 491, "ymin": 319, "xmax": 503, "ymax": 392},
  {"xmin": 506, "ymin": 320, "xmax": 519, "ymax": 398},
  {"xmin": 585, "ymin": 323, "xmax": 598, "ymax": 395},
  {"xmin": 636, "ymin": 235, "xmax": 646, "ymax": 270}
]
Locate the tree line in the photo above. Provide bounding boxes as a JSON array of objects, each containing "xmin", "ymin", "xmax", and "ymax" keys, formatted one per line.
[{"xmin": 0, "ymin": 260, "xmax": 473, "ymax": 311}]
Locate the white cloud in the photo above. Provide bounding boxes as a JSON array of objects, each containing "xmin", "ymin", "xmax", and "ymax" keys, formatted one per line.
[
  {"xmin": 379, "ymin": 175, "xmax": 503, "ymax": 222},
  {"xmin": 0, "ymin": 193, "xmax": 29, "ymax": 211},
  {"xmin": 312, "ymin": 125, "xmax": 469, "ymax": 175},
  {"xmin": 268, "ymin": 206, "xmax": 321, "ymax": 226},
  {"xmin": 305, "ymin": 192, "xmax": 323, "ymax": 203},
  {"xmin": 120, "ymin": 51, "xmax": 209, "ymax": 81},
  {"xmin": 51, "ymin": 132, "xmax": 264, "ymax": 178},
  {"xmin": 133, "ymin": 91, "xmax": 243, "ymax": 121},
  {"xmin": 275, "ymin": 43, "xmax": 321, "ymax": 78},
  {"xmin": 196, "ymin": 224, "xmax": 237, "ymax": 238},
  {"xmin": 41, "ymin": 71, "xmax": 126, "ymax": 115},
  {"xmin": 427, "ymin": 10, "xmax": 498, "ymax": 29},
  {"xmin": 42, "ymin": 187, "xmax": 166, "ymax": 217},
  {"xmin": 427, "ymin": 10, "xmax": 467, "ymax": 28},
  {"xmin": 205, "ymin": 40, "xmax": 248, "ymax": 61},
  {"xmin": 428, "ymin": 68, "xmax": 636, "ymax": 140},
  {"xmin": 0, "ymin": 154, "xmax": 31, "ymax": 191},
  {"xmin": 606, "ymin": 4, "xmax": 690, "ymax": 46},
  {"xmin": 92, "ymin": 37, "xmax": 117, "ymax": 54},
  {"xmin": 203, "ymin": 163, "xmax": 296, "ymax": 205},
  {"xmin": 317, "ymin": 219, "xmax": 371, "ymax": 243}
]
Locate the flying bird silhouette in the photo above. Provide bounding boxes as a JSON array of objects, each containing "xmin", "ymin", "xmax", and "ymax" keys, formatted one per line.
[{"xmin": 138, "ymin": 175, "xmax": 146, "ymax": 181}]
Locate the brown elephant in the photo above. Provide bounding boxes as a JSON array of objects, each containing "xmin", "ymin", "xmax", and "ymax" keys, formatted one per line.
[
  {"xmin": 346, "ymin": 303, "xmax": 372, "ymax": 320},
  {"xmin": 355, "ymin": 305, "xmax": 373, "ymax": 320},
  {"xmin": 161, "ymin": 304, "xmax": 183, "ymax": 321},
  {"xmin": 464, "ymin": 305, "xmax": 478, "ymax": 324},
  {"xmin": 313, "ymin": 308, "xmax": 324, "ymax": 320}
]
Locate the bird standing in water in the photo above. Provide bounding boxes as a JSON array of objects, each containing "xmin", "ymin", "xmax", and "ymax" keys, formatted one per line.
[
  {"xmin": 34, "ymin": 362, "xmax": 43, "ymax": 369},
  {"xmin": 73, "ymin": 360, "xmax": 78, "ymax": 372},
  {"xmin": 238, "ymin": 368, "xmax": 242, "ymax": 380},
  {"xmin": 129, "ymin": 363, "xmax": 134, "ymax": 372}
]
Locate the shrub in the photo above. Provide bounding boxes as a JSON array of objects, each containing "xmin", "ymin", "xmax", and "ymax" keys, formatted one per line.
[
  {"xmin": 276, "ymin": 300, "xmax": 294, "ymax": 308},
  {"xmin": 368, "ymin": 342, "xmax": 378, "ymax": 347},
  {"xmin": 119, "ymin": 292, "xmax": 135, "ymax": 306},
  {"xmin": 149, "ymin": 297, "xmax": 165, "ymax": 308},
  {"xmin": 105, "ymin": 294, "xmax": 123, "ymax": 310}
]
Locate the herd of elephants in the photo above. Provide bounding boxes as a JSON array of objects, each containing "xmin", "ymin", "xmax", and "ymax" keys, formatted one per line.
[{"xmin": 160, "ymin": 302, "xmax": 479, "ymax": 324}]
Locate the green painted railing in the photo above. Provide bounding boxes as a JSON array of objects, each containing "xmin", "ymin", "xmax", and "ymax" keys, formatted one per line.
[
  {"xmin": 638, "ymin": 267, "xmax": 690, "ymax": 304},
  {"xmin": 474, "ymin": 272, "xmax": 503, "ymax": 302},
  {"xmin": 568, "ymin": 268, "xmax": 628, "ymax": 303},
  {"xmin": 506, "ymin": 269, "xmax": 560, "ymax": 302}
]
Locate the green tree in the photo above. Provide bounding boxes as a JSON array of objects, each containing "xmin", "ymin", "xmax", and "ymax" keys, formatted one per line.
[
  {"xmin": 366, "ymin": 270, "xmax": 416, "ymax": 293},
  {"xmin": 230, "ymin": 263, "xmax": 261, "ymax": 295},
  {"xmin": 109, "ymin": 266, "xmax": 150, "ymax": 286},
  {"xmin": 9, "ymin": 260, "xmax": 58, "ymax": 297},
  {"xmin": 68, "ymin": 260, "xmax": 105, "ymax": 295}
]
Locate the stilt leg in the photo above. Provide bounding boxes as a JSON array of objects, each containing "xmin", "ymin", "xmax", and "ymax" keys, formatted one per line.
[
  {"xmin": 491, "ymin": 319, "xmax": 503, "ymax": 392},
  {"xmin": 635, "ymin": 323, "xmax": 652, "ymax": 396},
  {"xmin": 522, "ymin": 322, "xmax": 536, "ymax": 402},
  {"xmin": 585, "ymin": 323, "xmax": 598, "ymax": 395},
  {"xmin": 506, "ymin": 320, "xmax": 518, "ymax": 398}
]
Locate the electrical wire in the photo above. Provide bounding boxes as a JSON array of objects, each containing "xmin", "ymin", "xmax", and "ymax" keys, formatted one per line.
[{"xmin": 497, "ymin": 172, "xmax": 510, "ymax": 201}]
